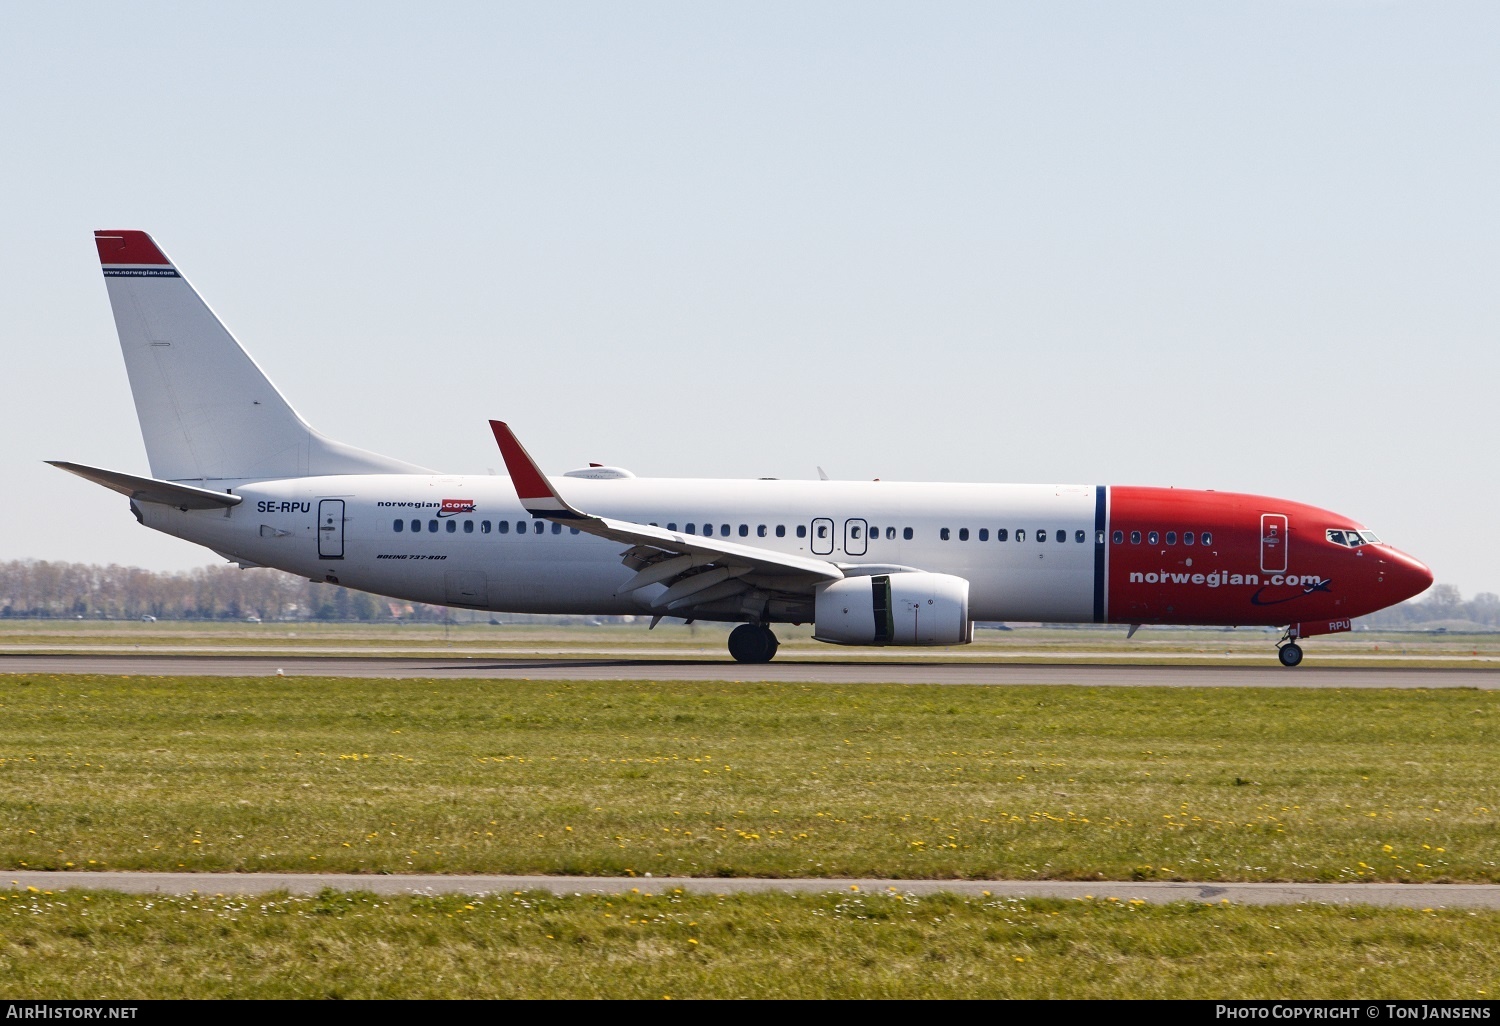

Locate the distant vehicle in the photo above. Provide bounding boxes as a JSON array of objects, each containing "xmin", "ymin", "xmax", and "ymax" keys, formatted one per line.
[
  {"xmin": 54, "ymin": 231, "xmax": 1433, "ymax": 666},
  {"xmin": 140, "ymin": 614, "xmax": 156, "ymax": 622}
]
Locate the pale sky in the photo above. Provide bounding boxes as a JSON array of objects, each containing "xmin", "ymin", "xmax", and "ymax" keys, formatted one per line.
[{"xmin": 3, "ymin": 2, "xmax": 1497, "ymax": 596}]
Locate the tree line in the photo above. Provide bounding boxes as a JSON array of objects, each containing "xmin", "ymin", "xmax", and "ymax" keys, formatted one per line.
[
  {"xmin": 0, "ymin": 559, "xmax": 434, "ymax": 622},
  {"xmin": 1357, "ymin": 583, "xmax": 1500, "ymax": 629}
]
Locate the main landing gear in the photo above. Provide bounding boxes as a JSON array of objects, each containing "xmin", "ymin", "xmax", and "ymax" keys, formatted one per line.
[{"xmin": 728, "ymin": 623, "xmax": 780, "ymax": 664}]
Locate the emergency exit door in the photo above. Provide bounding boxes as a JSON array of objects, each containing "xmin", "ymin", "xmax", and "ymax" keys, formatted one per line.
[{"xmin": 1260, "ymin": 513, "xmax": 1287, "ymax": 574}]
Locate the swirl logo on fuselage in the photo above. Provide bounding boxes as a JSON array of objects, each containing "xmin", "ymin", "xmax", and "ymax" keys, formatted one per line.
[
  {"xmin": 437, "ymin": 499, "xmax": 476, "ymax": 518},
  {"xmin": 1249, "ymin": 577, "xmax": 1333, "ymax": 606}
]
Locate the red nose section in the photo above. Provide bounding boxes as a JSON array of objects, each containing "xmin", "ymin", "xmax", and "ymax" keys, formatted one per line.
[{"xmin": 1382, "ymin": 547, "xmax": 1434, "ymax": 605}]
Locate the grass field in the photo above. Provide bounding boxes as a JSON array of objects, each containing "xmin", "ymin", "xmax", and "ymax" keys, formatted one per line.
[
  {"xmin": 0, "ymin": 888, "xmax": 1495, "ymax": 999},
  {"xmin": 3, "ymin": 668, "xmax": 1499, "ymax": 998},
  {"xmin": 1, "ymin": 674, "xmax": 1497, "ymax": 882}
]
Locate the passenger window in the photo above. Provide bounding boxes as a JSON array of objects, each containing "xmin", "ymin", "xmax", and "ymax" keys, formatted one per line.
[
  {"xmin": 570, "ymin": 527, "xmax": 579, "ymax": 535},
  {"xmin": 686, "ymin": 523, "xmax": 696, "ymax": 535},
  {"xmin": 463, "ymin": 520, "xmax": 474, "ymax": 534},
  {"xmin": 1094, "ymin": 530, "xmax": 1104, "ymax": 544},
  {"xmin": 902, "ymin": 527, "xmax": 913, "ymax": 540},
  {"xmin": 667, "ymin": 523, "xmax": 677, "ymax": 532},
  {"xmin": 941, "ymin": 528, "xmax": 951, "ymax": 541},
  {"xmin": 851, "ymin": 525, "xmax": 862, "ymax": 539},
  {"xmin": 1037, "ymin": 530, "xmax": 1046, "ymax": 543},
  {"xmin": 996, "ymin": 529, "xmax": 1008, "ymax": 542},
  {"xmin": 815, "ymin": 524, "xmax": 828, "ymax": 539},
  {"xmin": 498, "ymin": 520, "xmax": 509, "ymax": 534},
  {"xmin": 1183, "ymin": 532, "xmax": 1194, "ymax": 545},
  {"xmin": 1077, "ymin": 530, "xmax": 1087, "ymax": 543},
  {"xmin": 1147, "ymin": 531, "xmax": 1158, "ymax": 545},
  {"xmin": 1165, "ymin": 531, "xmax": 1176, "ymax": 545},
  {"xmin": 797, "ymin": 525, "xmax": 807, "ymax": 539},
  {"xmin": 518, "ymin": 521, "xmax": 528, "ymax": 534},
  {"xmin": 428, "ymin": 520, "xmax": 438, "ymax": 533},
  {"xmin": 979, "ymin": 528, "xmax": 989, "ymax": 541},
  {"xmin": 533, "ymin": 521, "xmax": 544, "ymax": 535},
  {"xmin": 1016, "ymin": 529, "xmax": 1026, "ymax": 542},
  {"xmin": 393, "ymin": 519, "xmax": 404, "ymax": 532},
  {"xmin": 1201, "ymin": 531, "xmax": 1212, "ymax": 546},
  {"xmin": 958, "ymin": 528, "xmax": 968, "ymax": 541},
  {"xmin": 481, "ymin": 520, "xmax": 491, "ymax": 534},
  {"xmin": 703, "ymin": 524, "xmax": 713, "ymax": 537},
  {"xmin": 739, "ymin": 524, "xmax": 749, "ymax": 537},
  {"xmin": 446, "ymin": 520, "xmax": 457, "ymax": 533},
  {"xmin": 1056, "ymin": 530, "xmax": 1066, "ymax": 543},
  {"xmin": 1113, "ymin": 530, "xmax": 1123, "ymax": 544},
  {"xmin": 411, "ymin": 519, "xmax": 421, "ymax": 533},
  {"xmin": 721, "ymin": 524, "xmax": 730, "ymax": 537},
  {"xmin": 1129, "ymin": 531, "xmax": 1140, "ymax": 544},
  {"xmin": 552, "ymin": 522, "xmax": 562, "ymax": 534},
  {"xmin": 776, "ymin": 525, "xmax": 787, "ymax": 538},
  {"xmin": 757, "ymin": 525, "xmax": 767, "ymax": 537}
]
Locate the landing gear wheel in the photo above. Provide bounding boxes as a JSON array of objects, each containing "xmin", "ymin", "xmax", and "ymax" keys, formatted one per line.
[
  {"xmin": 728, "ymin": 624, "xmax": 779, "ymax": 663},
  {"xmin": 1278, "ymin": 642, "xmax": 1304, "ymax": 668}
]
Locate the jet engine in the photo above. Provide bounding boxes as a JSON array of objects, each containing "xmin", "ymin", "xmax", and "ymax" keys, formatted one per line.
[{"xmin": 813, "ymin": 573, "xmax": 972, "ymax": 646}]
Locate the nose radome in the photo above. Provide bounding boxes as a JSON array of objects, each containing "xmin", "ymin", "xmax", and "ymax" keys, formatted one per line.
[{"xmin": 1383, "ymin": 548, "xmax": 1434, "ymax": 604}]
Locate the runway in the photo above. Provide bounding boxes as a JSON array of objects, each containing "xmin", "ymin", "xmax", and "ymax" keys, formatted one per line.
[
  {"xmin": 6, "ymin": 871, "xmax": 1499, "ymax": 908},
  {"xmin": 4, "ymin": 652, "xmax": 1498, "ymax": 687}
]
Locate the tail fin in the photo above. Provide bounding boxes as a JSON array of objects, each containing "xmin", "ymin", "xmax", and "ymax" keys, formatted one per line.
[{"xmin": 94, "ymin": 230, "xmax": 433, "ymax": 482}]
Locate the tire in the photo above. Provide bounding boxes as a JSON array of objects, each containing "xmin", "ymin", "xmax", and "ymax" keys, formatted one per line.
[
  {"xmin": 759, "ymin": 626, "xmax": 780, "ymax": 662},
  {"xmin": 728, "ymin": 624, "xmax": 778, "ymax": 663},
  {"xmin": 1278, "ymin": 643, "xmax": 1304, "ymax": 668}
]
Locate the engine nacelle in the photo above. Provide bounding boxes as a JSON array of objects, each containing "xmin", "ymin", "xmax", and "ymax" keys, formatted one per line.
[{"xmin": 813, "ymin": 572, "xmax": 972, "ymax": 646}]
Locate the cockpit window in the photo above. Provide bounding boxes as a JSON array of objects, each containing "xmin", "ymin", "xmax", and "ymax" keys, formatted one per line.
[{"xmin": 1328, "ymin": 528, "xmax": 1380, "ymax": 547}]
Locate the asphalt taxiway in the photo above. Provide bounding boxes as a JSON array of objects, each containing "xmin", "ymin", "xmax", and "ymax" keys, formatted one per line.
[
  {"xmin": 5, "ymin": 871, "xmax": 1499, "ymax": 908},
  {"xmin": 3, "ymin": 652, "xmax": 1498, "ymax": 687}
]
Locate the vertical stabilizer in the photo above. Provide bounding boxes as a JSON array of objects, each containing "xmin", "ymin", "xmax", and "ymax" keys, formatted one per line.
[{"xmin": 95, "ymin": 230, "xmax": 432, "ymax": 482}]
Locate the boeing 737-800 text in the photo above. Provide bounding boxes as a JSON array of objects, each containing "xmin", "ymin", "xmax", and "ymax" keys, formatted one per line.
[{"xmin": 52, "ymin": 231, "xmax": 1433, "ymax": 666}]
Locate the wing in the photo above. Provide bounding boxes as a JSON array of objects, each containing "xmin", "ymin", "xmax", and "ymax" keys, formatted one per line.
[{"xmin": 489, "ymin": 421, "xmax": 844, "ymax": 615}]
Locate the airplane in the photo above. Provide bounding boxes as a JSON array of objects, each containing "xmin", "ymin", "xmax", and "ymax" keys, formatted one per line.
[{"xmin": 51, "ymin": 230, "xmax": 1434, "ymax": 667}]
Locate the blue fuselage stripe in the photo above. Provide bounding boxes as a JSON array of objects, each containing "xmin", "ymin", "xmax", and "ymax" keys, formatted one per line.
[{"xmin": 1093, "ymin": 485, "xmax": 1107, "ymax": 623}]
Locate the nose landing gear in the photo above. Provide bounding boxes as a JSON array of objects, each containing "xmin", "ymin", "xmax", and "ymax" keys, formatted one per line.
[
  {"xmin": 728, "ymin": 623, "xmax": 780, "ymax": 663},
  {"xmin": 1276, "ymin": 631, "xmax": 1304, "ymax": 668}
]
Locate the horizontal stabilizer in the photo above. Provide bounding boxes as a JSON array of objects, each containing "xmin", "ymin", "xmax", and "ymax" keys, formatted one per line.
[{"xmin": 47, "ymin": 461, "xmax": 243, "ymax": 510}]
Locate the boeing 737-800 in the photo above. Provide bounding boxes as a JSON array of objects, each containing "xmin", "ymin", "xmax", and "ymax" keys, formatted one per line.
[{"xmin": 52, "ymin": 231, "xmax": 1433, "ymax": 666}]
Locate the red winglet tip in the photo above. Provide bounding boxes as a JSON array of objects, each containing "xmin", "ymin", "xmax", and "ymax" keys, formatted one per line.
[
  {"xmin": 95, "ymin": 230, "xmax": 171, "ymax": 266},
  {"xmin": 489, "ymin": 421, "xmax": 555, "ymax": 501}
]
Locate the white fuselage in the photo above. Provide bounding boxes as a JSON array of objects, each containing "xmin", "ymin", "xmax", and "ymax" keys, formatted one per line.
[{"xmin": 139, "ymin": 474, "xmax": 1101, "ymax": 622}]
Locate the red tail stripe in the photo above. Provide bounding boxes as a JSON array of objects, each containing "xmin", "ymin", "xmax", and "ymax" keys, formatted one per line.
[{"xmin": 95, "ymin": 230, "xmax": 171, "ymax": 266}]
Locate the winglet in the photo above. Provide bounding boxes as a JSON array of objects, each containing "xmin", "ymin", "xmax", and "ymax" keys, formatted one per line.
[{"xmin": 489, "ymin": 421, "xmax": 589, "ymax": 519}]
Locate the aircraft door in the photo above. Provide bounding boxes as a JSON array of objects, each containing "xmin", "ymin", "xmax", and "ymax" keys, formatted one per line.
[
  {"xmin": 1260, "ymin": 513, "xmax": 1288, "ymax": 574},
  {"xmin": 844, "ymin": 518, "xmax": 868, "ymax": 557},
  {"xmin": 318, "ymin": 499, "xmax": 345, "ymax": 560},
  {"xmin": 810, "ymin": 517, "xmax": 834, "ymax": 555}
]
